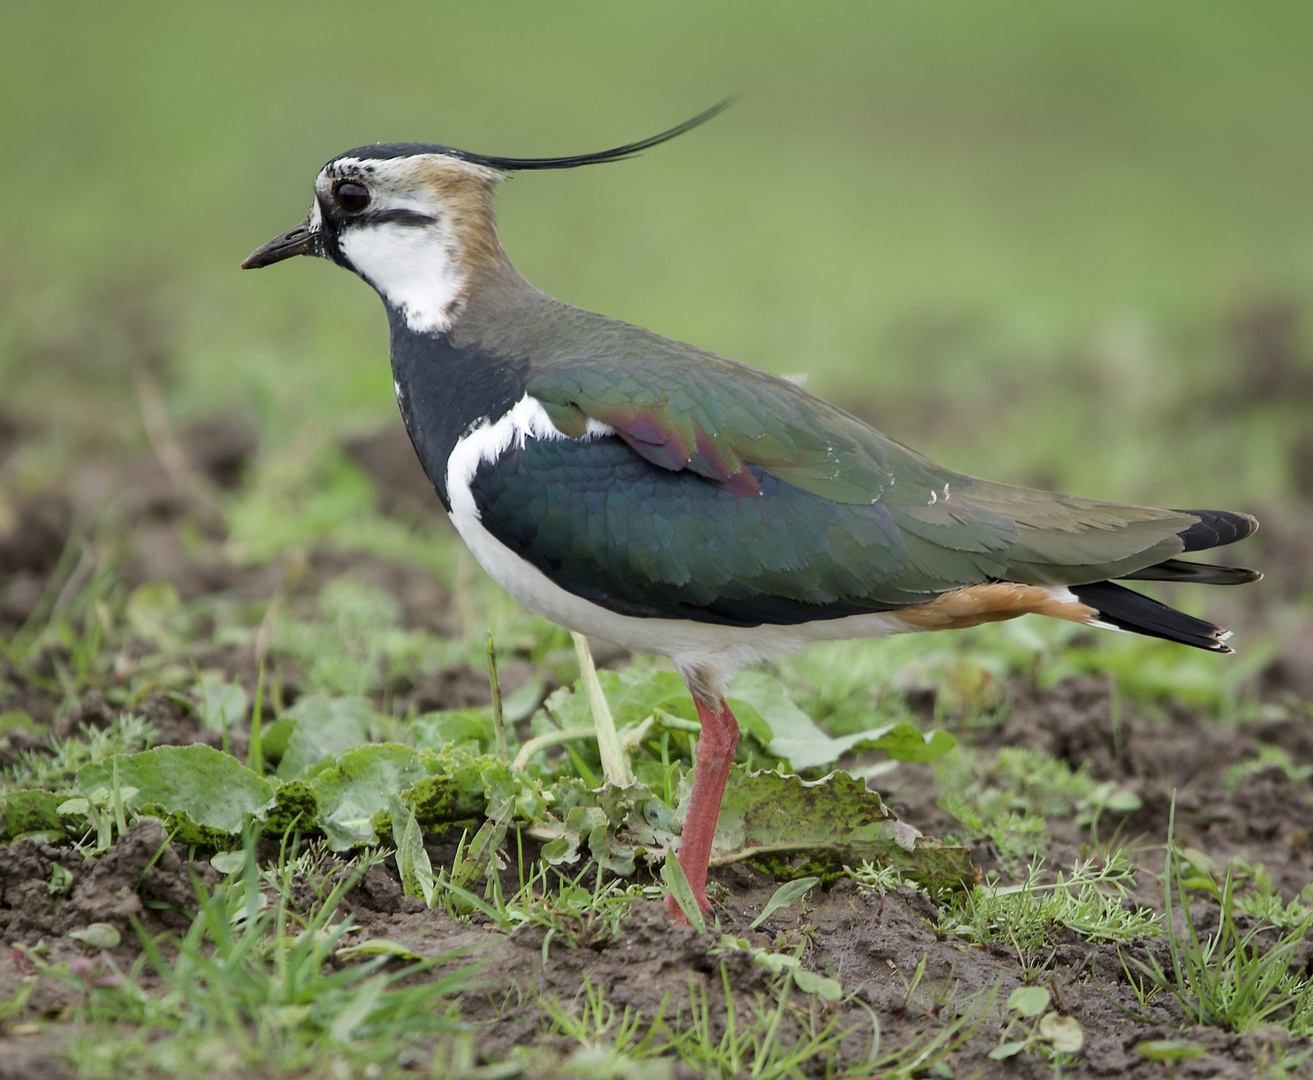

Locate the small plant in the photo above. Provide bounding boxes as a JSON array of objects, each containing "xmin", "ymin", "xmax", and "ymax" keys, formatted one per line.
[
  {"xmin": 56, "ymin": 772, "xmax": 138, "ymax": 853},
  {"xmin": 1134, "ymin": 1038, "xmax": 1207, "ymax": 1079},
  {"xmin": 847, "ymin": 860, "xmax": 911, "ymax": 899},
  {"xmin": 989, "ymin": 986, "xmax": 1084, "ymax": 1063},
  {"xmin": 1123, "ymin": 817, "xmax": 1311, "ymax": 1035},
  {"xmin": 749, "ymin": 876, "xmax": 820, "ymax": 929},
  {"xmin": 4, "ymin": 712, "xmax": 155, "ymax": 796},
  {"xmin": 936, "ymin": 744, "xmax": 1140, "ymax": 864},
  {"xmin": 664, "ymin": 963, "xmax": 856, "ymax": 1080},
  {"xmin": 940, "ymin": 851, "xmax": 1161, "ymax": 950},
  {"xmin": 1222, "ymin": 744, "xmax": 1313, "ymax": 791},
  {"xmin": 539, "ymin": 973, "xmax": 668, "ymax": 1066},
  {"xmin": 0, "ymin": 978, "xmax": 37, "ymax": 1033}
]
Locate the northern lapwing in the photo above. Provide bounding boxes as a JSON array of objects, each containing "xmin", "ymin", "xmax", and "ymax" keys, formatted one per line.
[{"xmin": 244, "ymin": 104, "xmax": 1261, "ymax": 921}]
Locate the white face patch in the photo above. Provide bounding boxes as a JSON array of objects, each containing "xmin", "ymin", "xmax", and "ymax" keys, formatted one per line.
[{"xmin": 339, "ymin": 220, "xmax": 465, "ymax": 334}]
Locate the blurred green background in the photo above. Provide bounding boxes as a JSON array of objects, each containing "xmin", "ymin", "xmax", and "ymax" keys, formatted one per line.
[{"xmin": 2, "ymin": 1, "xmax": 1311, "ymax": 531}]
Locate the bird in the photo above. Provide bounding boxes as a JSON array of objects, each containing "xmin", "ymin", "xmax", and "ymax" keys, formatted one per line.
[{"xmin": 243, "ymin": 103, "xmax": 1261, "ymax": 922}]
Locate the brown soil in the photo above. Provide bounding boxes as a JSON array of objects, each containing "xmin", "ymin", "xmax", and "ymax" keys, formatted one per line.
[{"xmin": 0, "ymin": 420, "xmax": 1311, "ymax": 1077}]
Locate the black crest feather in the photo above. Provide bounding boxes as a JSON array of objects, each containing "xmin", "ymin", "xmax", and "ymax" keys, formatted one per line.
[{"xmin": 333, "ymin": 99, "xmax": 735, "ymax": 172}]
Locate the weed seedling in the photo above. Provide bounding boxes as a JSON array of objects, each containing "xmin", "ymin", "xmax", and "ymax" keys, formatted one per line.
[
  {"xmin": 989, "ymin": 986, "xmax": 1084, "ymax": 1064},
  {"xmin": 941, "ymin": 851, "xmax": 1160, "ymax": 950},
  {"xmin": 1123, "ymin": 806, "xmax": 1310, "ymax": 1035}
]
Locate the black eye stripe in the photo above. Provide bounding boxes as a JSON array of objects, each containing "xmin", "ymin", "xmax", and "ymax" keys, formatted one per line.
[{"xmin": 370, "ymin": 209, "xmax": 435, "ymax": 227}]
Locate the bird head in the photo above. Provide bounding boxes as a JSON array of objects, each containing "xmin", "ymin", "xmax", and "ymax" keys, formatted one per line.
[
  {"xmin": 243, "ymin": 147, "xmax": 507, "ymax": 333},
  {"xmin": 242, "ymin": 101, "xmax": 733, "ymax": 334}
]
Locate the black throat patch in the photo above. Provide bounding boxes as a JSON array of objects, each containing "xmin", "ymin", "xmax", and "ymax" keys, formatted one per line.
[{"xmin": 386, "ymin": 307, "xmax": 528, "ymax": 510}]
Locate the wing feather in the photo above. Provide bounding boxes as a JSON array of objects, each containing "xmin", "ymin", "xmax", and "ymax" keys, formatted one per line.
[{"xmin": 516, "ymin": 308, "xmax": 1250, "ymax": 601}]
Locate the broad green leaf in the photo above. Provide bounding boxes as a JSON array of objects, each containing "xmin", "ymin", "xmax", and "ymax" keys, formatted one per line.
[
  {"xmin": 1008, "ymin": 986, "xmax": 1051, "ymax": 1017},
  {"xmin": 500, "ymin": 673, "xmax": 546, "ymax": 723},
  {"xmin": 125, "ymin": 582, "xmax": 181, "ymax": 645},
  {"xmin": 210, "ymin": 851, "xmax": 247, "ymax": 875},
  {"xmin": 1, "ymin": 790, "xmax": 67, "ymax": 840},
  {"xmin": 711, "ymin": 768, "xmax": 976, "ymax": 891},
  {"xmin": 750, "ymin": 876, "xmax": 820, "ymax": 929},
  {"xmin": 69, "ymin": 923, "xmax": 121, "ymax": 950},
  {"xmin": 197, "ymin": 675, "xmax": 248, "ymax": 734},
  {"xmin": 389, "ymin": 795, "xmax": 435, "ymax": 906},
  {"xmin": 1101, "ymin": 787, "xmax": 1142, "ymax": 813},
  {"xmin": 1134, "ymin": 1040, "xmax": 1207, "ymax": 1063},
  {"xmin": 792, "ymin": 968, "xmax": 843, "ymax": 1001},
  {"xmin": 660, "ymin": 855, "xmax": 706, "ymax": 932},
  {"xmin": 603, "ymin": 668, "xmax": 700, "ymax": 728},
  {"xmin": 988, "ymin": 1041, "xmax": 1027, "ymax": 1061},
  {"xmin": 264, "ymin": 779, "xmax": 319, "ymax": 836},
  {"xmin": 259, "ymin": 716, "xmax": 296, "ymax": 762},
  {"xmin": 336, "ymin": 939, "xmax": 422, "ymax": 962},
  {"xmin": 1039, "ymin": 1013, "xmax": 1083, "ymax": 1054},
  {"xmin": 1181, "ymin": 847, "xmax": 1217, "ymax": 877},
  {"xmin": 540, "ymin": 667, "xmax": 699, "ymax": 735},
  {"xmin": 78, "ymin": 746, "xmax": 275, "ymax": 844},
  {"xmin": 309, "ymin": 744, "xmax": 432, "ymax": 849},
  {"xmin": 751, "ymin": 950, "xmax": 799, "ymax": 975},
  {"xmin": 724, "ymin": 673, "xmax": 817, "ymax": 751},
  {"xmin": 403, "ymin": 750, "xmax": 506, "ymax": 830},
  {"xmin": 276, "ymin": 695, "xmax": 373, "ymax": 778},
  {"xmin": 0, "ymin": 711, "xmax": 38, "ymax": 733},
  {"xmin": 726, "ymin": 671, "xmax": 954, "ymax": 770},
  {"xmin": 855, "ymin": 723, "xmax": 957, "ymax": 764},
  {"xmin": 410, "ymin": 709, "xmax": 494, "ymax": 753}
]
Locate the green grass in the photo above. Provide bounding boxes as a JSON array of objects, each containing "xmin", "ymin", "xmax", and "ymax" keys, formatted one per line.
[
  {"xmin": 938, "ymin": 851, "xmax": 1162, "ymax": 952},
  {"xmin": 24, "ymin": 841, "xmax": 476, "ymax": 1078},
  {"xmin": 1122, "ymin": 806, "xmax": 1313, "ymax": 1038}
]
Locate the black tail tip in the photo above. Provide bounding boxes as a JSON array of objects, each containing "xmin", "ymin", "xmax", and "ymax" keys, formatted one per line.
[
  {"xmin": 1122, "ymin": 558, "xmax": 1263, "ymax": 586},
  {"xmin": 1174, "ymin": 509, "xmax": 1260, "ymax": 553},
  {"xmin": 1072, "ymin": 580, "xmax": 1237, "ymax": 653}
]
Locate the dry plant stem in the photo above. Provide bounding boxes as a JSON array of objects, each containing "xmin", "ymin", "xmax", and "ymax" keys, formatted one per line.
[
  {"xmin": 571, "ymin": 631, "xmax": 634, "ymax": 787},
  {"xmin": 665, "ymin": 694, "xmax": 740, "ymax": 923},
  {"xmin": 487, "ymin": 632, "xmax": 508, "ymax": 762},
  {"xmin": 133, "ymin": 367, "xmax": 225, "ymax": 529}
]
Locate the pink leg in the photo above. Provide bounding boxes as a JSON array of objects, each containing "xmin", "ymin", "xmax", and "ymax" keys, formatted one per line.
[{"xmin": 665, "ymin": 695, "xmax": 740, "ymax": 923}]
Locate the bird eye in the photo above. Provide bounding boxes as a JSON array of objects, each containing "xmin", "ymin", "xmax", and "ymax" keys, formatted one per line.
[{"xmin": 333, "ymin": 181, "xmax": 371, "ymax": 213}]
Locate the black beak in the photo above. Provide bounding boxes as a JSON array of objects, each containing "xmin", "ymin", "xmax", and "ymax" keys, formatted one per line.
[{"xmin": 242, "ymin": 220, "xmax": 317, "ymax": 269}]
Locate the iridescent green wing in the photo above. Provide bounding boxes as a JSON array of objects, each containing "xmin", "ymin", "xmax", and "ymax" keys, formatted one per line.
[
  {"xmin": 525, "ymin": 316, "xmax": 905, "ymax": 503},
  {"xmin": 524, "ymin": 314, "xmax": 1196, "ymax": 592}
]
